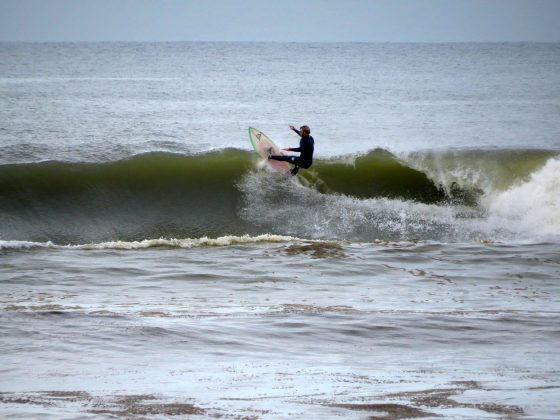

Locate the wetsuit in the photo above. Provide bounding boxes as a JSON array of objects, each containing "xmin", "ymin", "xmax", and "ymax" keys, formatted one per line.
[{"xmin": 269, "ymin": 128, "xmax": 314, "ymax": 174}]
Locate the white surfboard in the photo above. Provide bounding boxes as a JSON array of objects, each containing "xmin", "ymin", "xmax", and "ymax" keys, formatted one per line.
[{"xmin": 248, "ymin": 127, "xmax": 291, "ymax": 174}]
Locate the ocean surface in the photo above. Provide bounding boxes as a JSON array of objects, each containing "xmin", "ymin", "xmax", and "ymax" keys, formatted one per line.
[{"xmin": 1, "ymin": 42, "xmax": 559, "ymax": 418}]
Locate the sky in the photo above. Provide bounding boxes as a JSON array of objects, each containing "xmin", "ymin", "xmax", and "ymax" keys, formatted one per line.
[{"xmin": 1, "ymin": 0, "xmax": 559, "ymax": 42}]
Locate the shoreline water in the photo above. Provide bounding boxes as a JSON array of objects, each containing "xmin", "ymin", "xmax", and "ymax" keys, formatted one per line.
[{"xmin": 2, "ymin": 240, "xmax": 559, "ymax": 418}]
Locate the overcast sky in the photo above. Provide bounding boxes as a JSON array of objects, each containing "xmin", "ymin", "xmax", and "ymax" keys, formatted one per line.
[{"xmin": 1, "ymin": 0, "xmax": 559, "ymax": 42}]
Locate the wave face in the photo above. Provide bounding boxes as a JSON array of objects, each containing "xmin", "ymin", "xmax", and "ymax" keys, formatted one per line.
[
  {"xmin": 1, "ymin": 148, "xmax": 559, "ymax": 244},
  {"xmin": 0, "ymin": 150, "xmax": 251, "ymax": 243}
]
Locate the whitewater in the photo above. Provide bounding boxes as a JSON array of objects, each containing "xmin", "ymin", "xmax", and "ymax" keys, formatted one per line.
[{"xmin": 1, "ymin": 42, "xmax": 560, "ymax": 419}]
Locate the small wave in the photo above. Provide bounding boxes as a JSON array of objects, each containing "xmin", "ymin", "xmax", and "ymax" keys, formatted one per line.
[
  {"xmin": 0, "ymin": 240, "xmax": 57, "ymax": 250},
  {"xmin": 0, "ymin": 234, "xmax": 300, "ymax": 251},
  {"xmin": 76, "ymin": 234, "xmax": 300, "ymax": 250}
]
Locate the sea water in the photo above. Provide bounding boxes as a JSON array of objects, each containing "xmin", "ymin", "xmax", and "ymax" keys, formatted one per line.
[{"xmin": 1, "ymin": 42, "xmax": 559, "ymax": 418}]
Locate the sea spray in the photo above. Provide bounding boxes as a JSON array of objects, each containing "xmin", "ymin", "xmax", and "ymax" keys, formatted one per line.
[{"xmin": 484, "ymin": 157, "xmax": 560, "ymax": 240}]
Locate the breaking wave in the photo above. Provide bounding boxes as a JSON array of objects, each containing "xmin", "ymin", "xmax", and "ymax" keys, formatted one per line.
[{"xmin": 0, "ymin": 148, "xmax": 558, "ymax": 244}]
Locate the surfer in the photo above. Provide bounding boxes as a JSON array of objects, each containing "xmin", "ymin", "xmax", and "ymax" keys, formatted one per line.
[{"xmin": 268, "ymin": 125, "xmax": 314, "ymax": 175}]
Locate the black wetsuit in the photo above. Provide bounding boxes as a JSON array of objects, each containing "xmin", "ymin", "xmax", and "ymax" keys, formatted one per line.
[{"xmin": 269, "ymin": 128, "xmax": 314, "ymax": 174}]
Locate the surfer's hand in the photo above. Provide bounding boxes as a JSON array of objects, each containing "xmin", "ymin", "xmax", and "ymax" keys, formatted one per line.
[
  {"xmin": 281, "ymin": 148, "xmax": 290, "ymax": 151},
  {"xmin": 289, "ymin": 125, "xmax": 296, "ymax": 131}
]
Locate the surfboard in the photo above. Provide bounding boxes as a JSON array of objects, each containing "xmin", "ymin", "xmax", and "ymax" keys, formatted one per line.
[{"xmin": 248, "ymin": 127, "xmax": 291, "ymax": 174}]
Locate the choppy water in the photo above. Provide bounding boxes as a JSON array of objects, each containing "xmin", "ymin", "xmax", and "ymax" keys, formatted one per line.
[{"xmin": 1, "ymin": 42, "xmax": 560, "ymax": 418}]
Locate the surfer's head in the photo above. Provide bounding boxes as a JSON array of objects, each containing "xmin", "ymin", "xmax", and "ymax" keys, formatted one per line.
[{"xmin": 300, "ymin": 125, "xmax": 311, "ymax": 135}]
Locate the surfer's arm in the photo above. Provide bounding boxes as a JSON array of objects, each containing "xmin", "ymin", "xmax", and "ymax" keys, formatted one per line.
[
  {"xmin": 289, "ymin": 125, "xmax": 301, "ymax": 136},
  {"xmin": 281, "ymin": 143, "xmax": 301, "ymax": 152},
  {"xmin": 287, "ymin": 136, "xmax": 308, "ymax": 153}
]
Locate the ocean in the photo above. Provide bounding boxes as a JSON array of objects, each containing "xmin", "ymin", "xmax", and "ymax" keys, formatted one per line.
[{"xmin": 1, "ymin": 42, "xmax": 559, "ymax": 418}]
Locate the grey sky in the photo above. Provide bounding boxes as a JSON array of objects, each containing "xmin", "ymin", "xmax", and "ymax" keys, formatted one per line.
[{"xmin": 1, "ymin": 0, "xmax": 559, "ymax": 42}]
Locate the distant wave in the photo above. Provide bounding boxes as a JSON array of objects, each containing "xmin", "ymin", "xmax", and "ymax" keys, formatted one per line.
[{"xmin": 0, "ymin": 148, "xmax": 558, "ymax": 244}]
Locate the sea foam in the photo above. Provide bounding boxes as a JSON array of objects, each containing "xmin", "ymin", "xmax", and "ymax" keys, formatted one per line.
[
  {"xmin": 0, "ymin": 235, "xmax": 300, "ymax": 251},
  {"xmin": 485, "ymin": 157, "xmax": 560, "ymax": 240}
]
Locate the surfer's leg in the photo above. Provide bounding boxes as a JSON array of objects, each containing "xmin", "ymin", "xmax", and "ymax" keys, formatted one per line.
[{"xmin": 269, "ymin": 155, "xmax": 300, "ymax": 175}]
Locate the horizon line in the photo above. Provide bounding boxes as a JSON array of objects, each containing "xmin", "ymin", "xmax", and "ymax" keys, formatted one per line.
[{"xmin": 2, "ymin": 40, "xmax": 559, "ymax": 44}]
